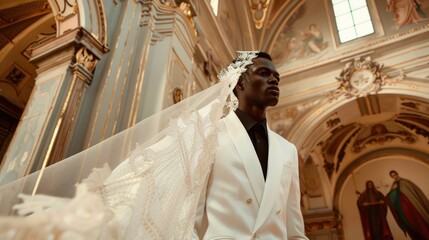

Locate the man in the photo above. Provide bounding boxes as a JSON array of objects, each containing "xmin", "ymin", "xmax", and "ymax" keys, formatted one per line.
[
  {"xmin": 193, "ymin": 52, "xmax": 308, "ymax": 239},
  {"xmin": 386, "ymin": 170, "xmax": 429, "ymax": 239},
  {"xmin": 357, "ymin": 180, "xmax": 393, "ymax": 240}
]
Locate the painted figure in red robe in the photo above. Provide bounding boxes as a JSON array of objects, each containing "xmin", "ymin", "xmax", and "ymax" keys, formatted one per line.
[{"xmin": 357, "ymin": 180, "xmax": 393, "ymax": 240}]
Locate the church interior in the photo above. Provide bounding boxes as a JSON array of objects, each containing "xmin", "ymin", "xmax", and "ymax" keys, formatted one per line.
[{"xmin": 0, "ymin": 0, "xmax": 428, "ymax": 239}]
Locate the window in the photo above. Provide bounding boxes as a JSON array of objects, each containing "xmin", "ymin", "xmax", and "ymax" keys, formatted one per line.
[
  {"xmin": 332, "ymin": 0, "xmax": 374, "ymax": 43},
  {"xmin": 210, "ymin": 0, "xmax": 219, "ymax": 16}
]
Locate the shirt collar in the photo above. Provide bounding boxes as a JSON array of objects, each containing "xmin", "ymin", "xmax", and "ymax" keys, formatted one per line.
[{"xmin": 235, "ymin": 109, "xmax": 267, "ymax": 132}]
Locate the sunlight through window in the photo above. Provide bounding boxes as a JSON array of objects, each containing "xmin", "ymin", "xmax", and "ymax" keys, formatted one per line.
[
  {"xmin": 332, "ymin": 0, "xmax": 374, "ymax": 43},
  {"xmin": 210, "ymin": 0, "xmax": 219, "ymax": 16}
]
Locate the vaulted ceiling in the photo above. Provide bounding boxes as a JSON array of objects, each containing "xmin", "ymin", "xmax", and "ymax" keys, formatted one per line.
[{"xmin": 0, "ymin": 0, "xmax": 54, "ymax": 118}]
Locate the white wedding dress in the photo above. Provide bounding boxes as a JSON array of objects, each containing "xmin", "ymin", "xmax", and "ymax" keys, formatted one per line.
[{"xmin": 0, "ymin": 52, "xmax": 259, "ymax": 240}]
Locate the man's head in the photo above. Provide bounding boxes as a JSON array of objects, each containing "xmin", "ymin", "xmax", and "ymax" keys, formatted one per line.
[
  {"xmin": 233, "ymin": 52, "xmax": 280, "ymax": 115},
  {"xmin": 365, "ymin": 180, "xmax": 375, "ymax": 189},
  {"xmin": 389, "ymin": 170, "xmax": 400, "ymax": 180}
]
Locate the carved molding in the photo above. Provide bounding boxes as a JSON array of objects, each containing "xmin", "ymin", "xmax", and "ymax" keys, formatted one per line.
[
  {"xmin": 248, "ymin": 0, "xmax": 270, "ymax": 29},
  {"xmin": 328, "ymin": 56, "xmax": 404, "ymax": 101},
  {"xmin": 138, "ymin": 0, "xmax": 198, "ymax": 46},
  {"xmin": 151, "ymin": 31, "xmax": 166, "ymax": 45},
  {"xmin": 96, "ymin": 0, "xmax": 108, "ymax": 45},
  {"xmin": 139, "ymin": 0, "xmax": 153, "ymax": 27}
]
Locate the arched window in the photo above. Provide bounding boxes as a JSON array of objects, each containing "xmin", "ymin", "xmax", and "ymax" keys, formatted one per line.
[{"xmin": 331, "ymin": 0, "xmax": 374, "ymax": 43}]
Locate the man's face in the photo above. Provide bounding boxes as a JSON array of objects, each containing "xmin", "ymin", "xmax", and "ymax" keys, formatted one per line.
[
  {"xmin": 238, "ymin": 57, "xmax": 280, "ymax": 109},
  {"xmin": 390, "ymin": 172, "xmax": 400, "ymax": 181}
]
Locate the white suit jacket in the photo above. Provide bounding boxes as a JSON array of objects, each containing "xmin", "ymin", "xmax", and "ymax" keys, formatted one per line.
[{"xmin": 193, "ymin": 112, "xmax": 307, "ymax": 239}]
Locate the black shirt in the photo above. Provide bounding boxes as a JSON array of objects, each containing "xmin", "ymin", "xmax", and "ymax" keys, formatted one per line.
[{"xmin": 235, "ymin": 109, "xmax": 269, "ymax": 180}]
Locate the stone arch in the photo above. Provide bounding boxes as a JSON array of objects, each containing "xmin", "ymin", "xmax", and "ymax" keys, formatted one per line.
[
  {"xmin": 286, "ymin": 83, "xmax": 429, "ymax": 214},
  {"xmin": 287, "ymin": 83, "xmax": 429, "ymax": 152}
]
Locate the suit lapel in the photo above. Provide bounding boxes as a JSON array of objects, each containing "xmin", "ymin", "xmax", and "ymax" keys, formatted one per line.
[
  {"xmin": 224, "ymin": 112, "xmax": 265, "ymax": 206},
  {"xmin": 254, "ymin": 127, "xmax": 288, "ymax": 231}
]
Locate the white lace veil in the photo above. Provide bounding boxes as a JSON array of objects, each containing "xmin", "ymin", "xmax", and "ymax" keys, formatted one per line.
[{"xmin": 0, "ymin": 51, "xmax": 259, "ymax": 239}]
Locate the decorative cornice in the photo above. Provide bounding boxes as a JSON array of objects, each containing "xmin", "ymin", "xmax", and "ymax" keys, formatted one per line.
[
  {"xmin": 31, "ymin": 27, "xmax": 108, "ymax": 62},
  {"xmin": 30, "ymin": 27, "xmax": 108, "ymax": 77},
  {"xmin": 137, "ymin": 0, "xmax": 197, "ymax": 49},
  {"xmin": 139, "ymin": 0, "xmax": 154, "ymax": 27},
  {"xmin": 280, "ymin": 24, "xmax": 429, "ymax": 75}
]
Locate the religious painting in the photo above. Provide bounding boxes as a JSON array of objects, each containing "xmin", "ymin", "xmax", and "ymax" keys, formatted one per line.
[
  {"xmin": 375, "ymin": 0, "xmax": 429, "ymax": 35},
  {"xmin": 341, "ymin": 158, "xmax": 429, "ymax": 240},
  {"xmin": 356, "ymin": 180, "xmax": 393, "ymax": 240},
  {"xmin": 386, "ymin": 0, "xmax": 429, "ymax": 29},
  {"xmin": 271, "ymin": 2, "xmax": 331, "ymax": 67}
]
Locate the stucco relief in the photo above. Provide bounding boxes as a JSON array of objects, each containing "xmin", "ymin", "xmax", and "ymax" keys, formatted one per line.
[{"xmin": 328, "ymin": 57, "xmax": 404, "ymax": 101}]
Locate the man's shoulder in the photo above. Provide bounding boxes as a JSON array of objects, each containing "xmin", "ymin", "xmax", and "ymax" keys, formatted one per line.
[{"xmin": 269, "ymin": 129, "xmax": 295, "ymax": 146}]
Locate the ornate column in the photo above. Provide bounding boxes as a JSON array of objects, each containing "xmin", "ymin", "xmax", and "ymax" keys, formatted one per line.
[
  {"xmin": 0, "ymin": 28, "xmax": 108, "ymax": 185},
  {"xmin": 82, "ymin": 0, "xmax": 199, "ymax": 147},
  {"xmin": 137, "ymin": 0, "xmax": 198, "ymax": 119}
]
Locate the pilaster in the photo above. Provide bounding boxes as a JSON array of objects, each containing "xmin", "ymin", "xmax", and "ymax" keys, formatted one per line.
[{"xmin": 0, "ymin": 28, "xmax": 108, "ymax": 184}]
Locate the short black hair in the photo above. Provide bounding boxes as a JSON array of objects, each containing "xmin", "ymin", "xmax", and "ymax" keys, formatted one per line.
[
  {"xmin": 389, "ymin": 170, "xmax": 398, "ymax": 176},
  {"xmin": 255, "ymin": 51, "xmax": 272, "ymax": 61}
]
